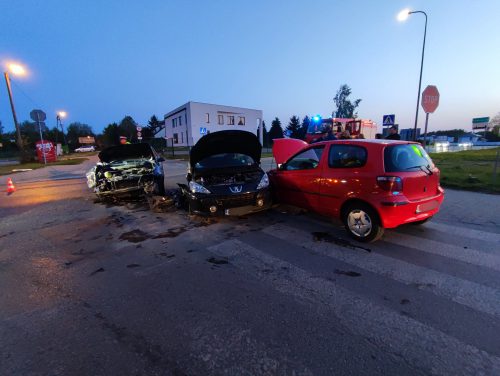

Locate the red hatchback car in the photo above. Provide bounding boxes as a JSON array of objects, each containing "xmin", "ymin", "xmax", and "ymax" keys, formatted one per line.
[{"xmin": 269, "ymin": 139, "xmax": 445, "ymax": 242}]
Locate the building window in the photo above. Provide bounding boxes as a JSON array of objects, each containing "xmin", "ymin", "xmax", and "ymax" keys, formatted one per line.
[
  {"xmin": 228, "ymin": 116, "xmax": 235, "ymax": 125},
  {"xmin": 181, "ymin": 132, "xmax": 184, "ymax": 143},
  {"xmin": 173, "ymin": 133, "xmax": 178, "ymax": 144},
  {"xmin": 218, "ymin": 114, "xmax": 224, "ymax": 125},
  {"xmin": 238, "ymin": 116, "xmax": 245, "ymax": 125},
  {"xmin": 205, "ymin": 113, "xmax": 210, "ymax": 123},
  {"xmin": 179, "ymin": 116, "xmax": 182, "ymax": 126},
  {"xmin": 172, "ymin": 118, "xmax": 176, "ymax": 128}
]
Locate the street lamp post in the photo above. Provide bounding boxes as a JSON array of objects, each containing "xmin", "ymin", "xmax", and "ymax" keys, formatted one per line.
[
  {"xmin": 3, "ymin": 70, "xmax": 23, "ymax": 152},
  {"xmin": 398, "ymin": 9, "xmax": 428, "ymax": 141},
  {"xmin": 56, "ymin": 111, "xmax": 68, "ymax": 149}
]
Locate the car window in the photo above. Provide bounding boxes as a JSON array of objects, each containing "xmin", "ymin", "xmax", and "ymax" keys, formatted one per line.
[
  {"xmin": 329, "ymin": 145, "xmax": 367, "ymax": 168},
  {"xmin": 284, "ymin": 147, "xmax": 324, "ymax": 171},
  {"xmin": 384, "ymin": 144, "xmax": 433, "ymax": 172}
]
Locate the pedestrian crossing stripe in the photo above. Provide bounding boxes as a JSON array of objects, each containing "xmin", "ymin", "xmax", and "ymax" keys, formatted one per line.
[{"xmin": 208, "ymin": 238, "xmax": 500, "ymax": 375}]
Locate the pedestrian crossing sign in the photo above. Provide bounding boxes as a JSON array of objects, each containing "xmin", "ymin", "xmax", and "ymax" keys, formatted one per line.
[{"xmin": 383, "ymin": 114, "xmax": 395, "ymax": 126}]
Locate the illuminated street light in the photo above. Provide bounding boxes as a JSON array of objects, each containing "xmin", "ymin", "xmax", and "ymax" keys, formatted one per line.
[
  {"xmin": 7, "ymin": 63, "xmax": 27, "ymax": 77},
  {"xmin": 397, "ymin": 9, "xmax": 410, "ymax": 22},
  {"xmin": 397, "ymin": 8, "xmax": 428, "ymax": 141},
  {"xmin": 3, "ymin": 61, "xmax": 28, "ymax": 155}
]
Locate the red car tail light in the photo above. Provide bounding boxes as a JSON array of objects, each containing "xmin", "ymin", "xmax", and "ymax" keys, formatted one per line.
[{"xmin": 377, "ymin": 176, "xmax": 403, "ymax": 193}]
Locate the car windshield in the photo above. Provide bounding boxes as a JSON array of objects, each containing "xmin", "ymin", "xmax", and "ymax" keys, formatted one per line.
[
  {"xmin": 384, "ymin": 144, "xmax": 434, "ymax": 172},
  {"xmin": 195, "ymin": 153, "xmax": 255, "ymax": 169}
]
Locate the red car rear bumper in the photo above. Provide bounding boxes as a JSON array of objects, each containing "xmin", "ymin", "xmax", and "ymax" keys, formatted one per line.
[{"xmin": 377, "ymin": 187, "xmax": 445, "ymax": 228}]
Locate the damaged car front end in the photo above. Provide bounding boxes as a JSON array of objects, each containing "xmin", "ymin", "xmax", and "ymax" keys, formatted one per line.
[
  {"xmin": 86, "ymin": 143, "xmax": 165, "ymax": 198},
  {"xmin": 180, "ymin": 130, "xmax": 271, "ymax": 216}
]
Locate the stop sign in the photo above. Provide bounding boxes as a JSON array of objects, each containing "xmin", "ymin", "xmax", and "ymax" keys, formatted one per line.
[{"xmin": 421, "ymin": 85, "xmax": 440, "ymax": 113}]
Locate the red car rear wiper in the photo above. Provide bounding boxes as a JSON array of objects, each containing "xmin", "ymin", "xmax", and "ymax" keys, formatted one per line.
[{"xmin": 405, "ymin": 165, "xmax": 433, "ymax": 175}]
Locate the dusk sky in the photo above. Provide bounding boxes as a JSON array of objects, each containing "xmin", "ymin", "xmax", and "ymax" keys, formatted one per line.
[{"xmin": 1, "ymin": 0, "xmax": 499, "ymax": 135}]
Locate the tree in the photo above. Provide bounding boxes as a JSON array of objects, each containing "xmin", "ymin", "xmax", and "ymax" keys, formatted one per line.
[
  {"xmin": 101, "ymin": 122, "xmax": 120, "ymax": 147},
  {"xmin": 45, "ymin": 127, "xmax": 65, "ymax": 145},
  {"xmin": 19, "ymin": 121, "xmax": 49, "ymax": 146},
  {"xmin": 268, "ymin": 117, "xmax": 284, "ymax": 143},
  {"xmin": 256, "ymin": 120, "xmax": 271, "ymax": 148},
  {"xmin": 286, "ymin": 115, "xmax": 302, "ymax": 139},
  {"xmin": 333, "ymin": 84, "xmax": 361, "ymax": 118},
  {"xmin": 66, "ymin": 122, "xmax": 94, "ymax": 147},
  {"xmin": 490, "ymin": 113, "xmax": 500, "ymax": 135},
  {"xmin": 300, "ymin": 116, "xmax": 310, "ymax": 140},
  {"xmin": 147, "ymin": 115, "xmax": 161, "ymax": 134},
  {"xmin": 262, "ymin": 121, "xmax": 270, "ymax": 147},
  {"xmin": 118, "ymin": 116, "xmax": 138, "ymax": 143}
]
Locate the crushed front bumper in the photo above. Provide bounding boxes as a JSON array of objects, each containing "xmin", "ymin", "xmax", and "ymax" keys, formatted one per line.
[{"xmin": 186, "ymin": 188, "xmax": 272, "ymax": 216}]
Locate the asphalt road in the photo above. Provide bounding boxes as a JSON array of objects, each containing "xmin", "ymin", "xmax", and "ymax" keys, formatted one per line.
[{"xmin": 0, "ymin": 158, "xmax": 499, "ymax": 375}]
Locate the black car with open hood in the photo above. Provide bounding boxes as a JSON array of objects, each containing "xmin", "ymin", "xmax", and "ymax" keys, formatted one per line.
[
  {"xmin": 86, "ymin": 143, "xmax": 165, "ymax": 197},
  {"xmin": 180, "ymin": 130, "xmax": 271, "ymax": 216}
]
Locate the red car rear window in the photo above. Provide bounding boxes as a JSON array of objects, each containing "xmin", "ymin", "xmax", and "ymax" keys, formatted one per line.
[{"xmin": 384, "ymin": 144, "xmax": 433, "ymax": 172}]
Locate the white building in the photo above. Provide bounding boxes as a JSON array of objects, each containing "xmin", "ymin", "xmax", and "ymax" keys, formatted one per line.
[{"xmin": 156, "ymin": 101, "xmax": 263, "ymax": 147}]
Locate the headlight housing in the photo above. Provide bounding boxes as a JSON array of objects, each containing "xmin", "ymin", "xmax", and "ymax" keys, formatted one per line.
[
  {"xmin": 257, "ymin": 173, "xmax": 269, "ymax": 190},
  {"xmin": 189, "ymin": 181, "xmax": 211, "ymax": 194}
]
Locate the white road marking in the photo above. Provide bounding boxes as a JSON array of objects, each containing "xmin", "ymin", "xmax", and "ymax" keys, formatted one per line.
[
  {"xmin": 208, "ymin": 239, "xmax": 500, "ymax": 375},
  {"xmin": 384, "ymin": 231, "xmax": 500, "ymax": 272},
  {"xmin": 263, "ymin": 224, "xmax": 500, "ymax": 318},
  {"xmin": 429, "ymin": 221, "xmax": 500, "ymax": 244}
]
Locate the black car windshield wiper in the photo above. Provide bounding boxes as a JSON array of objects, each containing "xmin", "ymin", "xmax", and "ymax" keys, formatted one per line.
[{"xmin": 405, "ymin": 165, "xmax": 433, "ymax": 175}]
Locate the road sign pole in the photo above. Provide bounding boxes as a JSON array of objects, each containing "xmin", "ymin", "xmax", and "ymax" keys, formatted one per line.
[
  {"xmin": 37, "ymin": 112, "xmax": 47, "ymax": 165},
  {"xmin": 423, "ymin": 112, "xmax": 430, "ymax": 149}
]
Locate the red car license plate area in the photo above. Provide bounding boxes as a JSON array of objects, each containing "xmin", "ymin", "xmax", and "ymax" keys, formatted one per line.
[{"xmin": 416, "ymin": 200, "xmax": 439, "ymax": 214}]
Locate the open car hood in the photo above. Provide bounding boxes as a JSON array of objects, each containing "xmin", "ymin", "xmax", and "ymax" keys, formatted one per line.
[
  {"xmin": 190, "ymin": 130, "xmax": 262, "ymax": 168},
  {"xmin": 98, "ymin": 143, "xmax": 155, "ymax": 163},
  {"xmin": 272, "ymin": 138, "xmax": 309, "ymax": 165}
]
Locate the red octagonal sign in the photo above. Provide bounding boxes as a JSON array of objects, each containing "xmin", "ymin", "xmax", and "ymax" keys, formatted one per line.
[{"xmin": 421, "ymin": 85, "xmax": 440, "ymax": 113}]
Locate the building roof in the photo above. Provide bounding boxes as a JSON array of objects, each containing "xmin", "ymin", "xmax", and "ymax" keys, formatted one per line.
[{"xmin": 163, "ymin": 101, "xmax": 262, "ymax": 118}]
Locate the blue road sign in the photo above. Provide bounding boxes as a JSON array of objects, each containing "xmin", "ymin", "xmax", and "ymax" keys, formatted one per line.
[
  {"xmin": 200, "ymin": 127, "xmax": 207, "ymax": 135},
  {"xmin": 383, "ymin": 114, "xmax": 395, "ymax": 127}
]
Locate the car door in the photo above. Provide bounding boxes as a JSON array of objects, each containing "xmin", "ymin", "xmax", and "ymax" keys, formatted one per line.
[
  {"xmin": 273, "ymin": 145, "xmax": 325, "ymax": 210},
  {"xmin": 317, "ymin": 143, "xmax": 368, "ymax": 218}
]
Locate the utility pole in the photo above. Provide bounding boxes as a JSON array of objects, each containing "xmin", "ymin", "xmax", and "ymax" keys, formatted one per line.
[{"xmin": 4, "ymin": 72, "xmax": 23, "ymax": 152}]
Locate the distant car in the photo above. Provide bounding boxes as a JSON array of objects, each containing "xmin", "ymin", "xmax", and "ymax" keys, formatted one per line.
[
  {"xmin": 74, "ymin": 146, "xmax": 95, "ymax": 152},
  {"xmin": 179, "ymin": 130, "xmax": 271, "ymax": 216},
  {"xmin": 269, "ymin": 139, "xmax": 444, "ymax": 242},
  {"xmin": 86, "ymin": 143, "xmax": 165, "ymax": 197}
]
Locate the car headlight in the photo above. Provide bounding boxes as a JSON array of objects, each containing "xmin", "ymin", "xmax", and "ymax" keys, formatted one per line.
[
  {"xmin": 257, "ymin": 173, "xmax": 269, "ymax": 189},
  {"xmin": 189, "ymin": 181, "xmax": 211, "ymax": 194}
]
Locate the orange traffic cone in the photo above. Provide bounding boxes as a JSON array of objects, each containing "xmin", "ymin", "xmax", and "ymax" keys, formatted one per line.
[{"xmin": 6, "ymin": 177, "xmax": 16, "ymax": 194}]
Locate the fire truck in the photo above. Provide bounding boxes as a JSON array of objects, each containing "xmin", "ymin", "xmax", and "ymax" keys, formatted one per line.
[{"xmin": 305, "ymin": 116, "xmax": 378, "ymax": 143}]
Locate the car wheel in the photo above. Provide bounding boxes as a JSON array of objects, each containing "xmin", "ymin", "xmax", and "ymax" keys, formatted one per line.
[
  {"xmin": 155, "ymin": 177, "xmax": 166, "ymax": 196},
  {"xmin": 412, "ymin": 217, "xmax": 432, "ymax": 225},
  {"xmin": 343, "ymin": 203, "xmax": 384, "ymax": 243}
]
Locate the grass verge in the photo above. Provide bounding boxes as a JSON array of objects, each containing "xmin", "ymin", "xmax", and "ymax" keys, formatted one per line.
[
  {"xmin": 430, "ymin": 147, "xmax": 500, "ymax": 194},
  {"xmin": 0, "ymin": 158, "xmax": 88, "ymax": 176}
]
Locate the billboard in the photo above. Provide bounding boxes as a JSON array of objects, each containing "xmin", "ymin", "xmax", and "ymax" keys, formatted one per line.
[
  {"xmin": 472, "ymin": 117, "xmax": 489, "ymax": 130},
  {"xmin": 35, "ymin": 140, "xmax": 57, "ymax": 163},
  {"xmin": 79, "ymin": 136, "xmax": 95, "ymax": 144}
]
